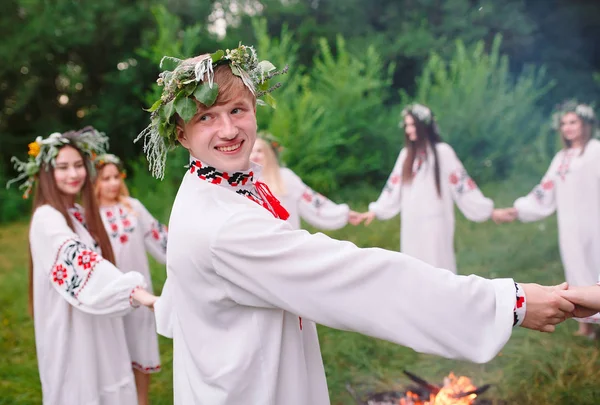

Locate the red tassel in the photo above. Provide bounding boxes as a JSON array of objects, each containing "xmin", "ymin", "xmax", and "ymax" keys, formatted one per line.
[{"xmin": 255, "ymin": 181, "xmax": 290, "ymax": 220}]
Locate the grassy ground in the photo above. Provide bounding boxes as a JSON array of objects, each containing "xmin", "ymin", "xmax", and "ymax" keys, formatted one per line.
[{"xmin": 1, "ymin": 181, "xmax": 599, "ymax": 404}]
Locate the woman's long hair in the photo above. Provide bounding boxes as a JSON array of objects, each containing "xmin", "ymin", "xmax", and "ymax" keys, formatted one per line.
[
  {"xmin": 255, "ymin": 137, "xmax": 286, "ymax": 196},
  {"xmin": 401, "ymin": 112, "xmax": 443, "ymax": 197},
  {"xmin": 28, "ymin": 140, "xmax": 115, "ymax": 316}
]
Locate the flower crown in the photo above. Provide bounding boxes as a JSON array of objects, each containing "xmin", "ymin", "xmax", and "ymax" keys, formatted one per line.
[
  {"xmin": 551, "ymin": 100, "xmax": 597, "ymax": 130},
  {"xmin": 94, "ymin": 153, "xmax": 122, "ymax": 168},
  {"xmin": 6, "ymin": 126, "xmax": 109, "ymax": 199},
  {"xmin": 400, "ymin": 103, "xmax": 433, "ymax": 127},
  {"xmin": 135, "ymin": 43, "xmax": 288, "ymax": 179},
  {"xmin": 258, "ymin": 131, "xmax": 283, "ymax": 157}
]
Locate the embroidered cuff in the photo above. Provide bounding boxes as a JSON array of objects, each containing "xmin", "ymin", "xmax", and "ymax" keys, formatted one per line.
[
  {"xmin": 129, "ymin": 286, "xmax": 143, "ymax": 308},
  {"xmin": 513, "ymin": 282, "xmax": 526, "ymax": 327}
]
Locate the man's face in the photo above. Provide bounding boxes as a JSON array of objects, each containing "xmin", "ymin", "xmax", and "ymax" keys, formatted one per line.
[{"xmin": 177, "ymin": 96, "xmax": 257, "ymax": 173}]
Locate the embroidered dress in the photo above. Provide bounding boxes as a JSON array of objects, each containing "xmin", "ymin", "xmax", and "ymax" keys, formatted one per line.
[
  {"xmin": 154, "ymin": 156, "xmax": 517, "ymax": 405},
  {"xmin": 368, "ymin": 143, "xmax": 494, "ymax": 273},
  {"xmin": 30, "ymin": 204, "xmax": 146, "ymax": 405},
  {"xmin": 261, "ymin": 168, "xmax": 349, "ymax": 230},
  {"xmin": 100, "ymin": 198, "xmax": 167, "ymax": 373},
  {"xmin": 514, "ymin": 139, "xmax": 600, "ymax": 293}
]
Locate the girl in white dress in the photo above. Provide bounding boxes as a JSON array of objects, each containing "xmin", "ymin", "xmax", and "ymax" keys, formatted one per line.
[
  {"xmin": 94, "ymin": 153, "xmax": 167, "ymax": 405},
  {"xmin": 8, "ymin": 127, "xmax": 156, "ymax": 405},
  {"xmin": 249, "ymin": 134, "xmax": 359, "ymax": 230},
  {"xmin": 357, "ymin": 104, "xmax": 506, "ymax": 273},
  {"xmin": 497, "ymin": 102, "xmax": 600, "ymax": 337}
]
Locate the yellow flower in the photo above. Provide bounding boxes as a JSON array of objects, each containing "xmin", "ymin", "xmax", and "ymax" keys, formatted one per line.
[{"xmin": 28, "ymin": 142, "xmax": 41, "ymax": 157}]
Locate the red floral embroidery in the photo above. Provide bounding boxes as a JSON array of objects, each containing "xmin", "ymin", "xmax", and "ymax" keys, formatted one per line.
[
  {"xmin": 122, "ymin": 219, "xmax": 131, "ymax": 228},
  {"xmin": 110, "ymin": 223, "xmax": 118, "ymax": 232},
  {"xmin": 53, "ymin": 264, "xmax": 68, "ymax": 285},
  {"xmin": 152, "ymin": 229, "xmax": 160, "ymax": 240},
  {"xmin": 73, "ymin": 211, "xmax": 84, "ymax": 224},
  {"xmin": 302, "ymin": 192, "xmax": 313, "ymax": 202},
  {"xmin": 449, "ymin": 173, "xmax": 459, "ymax": 185},
  {"xmin": 106, "ymin": 210, "xmax": 113, "ymax": 218},
  {"xmin": 77, "ymin": 251, "xmax": 98, "ymax": 270},
  {"xmin": 120, "ymin": 234, "xmax": 129, "ymax": 243},
  {"xmin": 542, "ymin": 180, "xmax": 554, "ymax": 190},
  {"xmin": 390, "ymin": 174, "xmax": 401, "ymax": 185},
  {"xmin": 466, "ymin": 178, "xmax": 476, "ymax": 190},
  {"xmin": 132, "ymin": 361, "xmax": 162, "ymax": 374}
]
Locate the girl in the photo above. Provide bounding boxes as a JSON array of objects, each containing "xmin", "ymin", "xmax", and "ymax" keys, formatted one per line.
[
  {"xmin": 9, "ymin": 127, "xmax": 156, "ymax": 405},
  {"xmin": 498, "ymin": 101, "xmax": 600, "ymax": 337},
  {"xmin": 356, "ymin": 104, "xmax": 506, "ymax": 273},
  {"xmin": 94, "ymin": 153, "xmax": 167, "ymax": 405},
  {"xmin": 249, "ymin": 133, "xmax": 359, "ymax": 231}
]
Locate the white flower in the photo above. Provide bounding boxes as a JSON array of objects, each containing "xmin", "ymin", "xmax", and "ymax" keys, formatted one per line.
[{"xmin": 575, "ymin": 104, "xmax": 595, "ymax": 121}]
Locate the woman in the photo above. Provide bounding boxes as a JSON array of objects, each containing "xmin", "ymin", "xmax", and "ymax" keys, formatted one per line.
[
  {"xmin": 356, "ymin": 104, "xmax": 506, "ymax": 273},
  {"xmin": 250, "ymin": 133, "xmax": 359, "ymax": 230},
  {"xmin": 94, "ymin": 153, "xmax": 167, "ymax": 405},
  {"xmin": 497, "ymin": 101, "xmax": 600, "ymax": 337},
  {"xmin": 8, "ymin": 127, "xmax": 156, "ymax": 405}
]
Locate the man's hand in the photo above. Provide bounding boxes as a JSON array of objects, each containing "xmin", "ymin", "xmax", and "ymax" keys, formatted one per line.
[{"xmin": 520, "ymin": 283, "xmax": 574, "ymax": 332}]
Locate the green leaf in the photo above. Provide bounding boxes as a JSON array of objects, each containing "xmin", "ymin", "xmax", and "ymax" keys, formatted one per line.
[
  {"xmin": 263, "ymin": 93, "xmax": 276, "ymax": 109},
  {"xmin": 211, "ymin": 50, "xmax": 225, "ymax": 63},
  {"xmin": 144, "ymin": 99, "xmax": 162, "ymax": 112},
  {"xmin": 258, "ymin": 60, "xmax": 276, "ymax": 73},
  {"xmin": 230, "ymin": 65, "xmax": 241, "ymax": 77},
  {"xmin": 175, "ymin": 97, "xmax": 197, "ymax": 122},
  {"xmin": 160, "ymin": 56, "xmax": 182, "ymax": 71},
  {"xmin": 193, "ymin": 83, "xmax": 219, "ymax": 106},
  {"xmin": 258, "ymin": 81, "xmax": 269, "ymax": 91},
  {"xmin": 161, "ymin": 100, "xmax": 176, "ymax": 122}
]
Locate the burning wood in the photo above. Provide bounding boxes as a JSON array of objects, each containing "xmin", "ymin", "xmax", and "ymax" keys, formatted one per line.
[{"xmin": 355, "ymin": 370, "xmax": 495, "ymax": 405}]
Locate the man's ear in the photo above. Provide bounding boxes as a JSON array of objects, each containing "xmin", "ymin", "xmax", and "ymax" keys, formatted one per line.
[{"xmin": 176, "ymin": 124, "xmax": 189, "ymax": 149}]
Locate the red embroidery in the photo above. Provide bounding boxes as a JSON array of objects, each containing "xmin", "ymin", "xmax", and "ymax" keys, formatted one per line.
[
  {"xmin": 152, "ymin": 229, "xmax": 160, "ymax": 240},
  {"xmin": 73, "ymin": 211, "xmax": 84, "ymax": 224},
  {"xmin": 53, "ymin": 264, "xmax": 68, "ymax": 285},
  {"xmin": 449, "ymin": 173, "xmax": 459, "ymax": 185},
  {"xmin": 106, "ymin": 210, "xmax": 113, "ymax": 218},
  {"xmin": 390, "ymin": 174, "xmax": 401, "ymax": 184},
  {"xmin": 516, "ymin": 296, "xmax": 525, "ymax": 309},
  {"xmin": 120, "ymin": 234, "xmax": 129, "ymax": 243},
  {"xmin": 77, "ymin": 251, "xmax": 98, "ymax": 270},
  {"xmin": 122, "ymin": 219, "xmax": 131, "ymax": 228},
  {"xmin": 466, "ymin": 178, "xmax": 476, "ymax": 190},
  {"xmin": 132, "ymin": 361, "xmax": 162, "ymax": 374},
  {"xmin": 302, "ymin": 191, "xmax": 313, "ymax": 202},
  {"xmin": 542, "ymin": 180, "xmax": 554, "ymax": 190},
  {"xmin": 110, "ymin": 223, "xmax": 118, "ymax": 232}
]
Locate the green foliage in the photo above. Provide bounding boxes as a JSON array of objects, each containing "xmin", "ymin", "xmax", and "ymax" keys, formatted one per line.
[{"xmin": 402, "ymin": 35, "xmax": 555, "ymax": 181}]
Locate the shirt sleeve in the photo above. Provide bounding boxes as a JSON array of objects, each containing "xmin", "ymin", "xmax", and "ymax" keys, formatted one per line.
[
  {"xmin": 513, "ymin": 154, "xmax": 560, "ymax": 222},
  {"xmin": 210, "ymin": 209, "xmax": 516, "ymax": 364},
  {"xmin": 284, "ymin": 169, "xmax": 350, "ymax": 230},
  {"xmin": 131, "ymin": 198, "xmax": 168, "ymax": 264},
  {"xmin": 30, "ymin": 205, "xmax": 147, "ymax": 316},
  {"xmin": 368, "ymin": 149, "xmax": 406, "ymax": 220},
  {"xmin": 441, "ymin": 144, "xmax": 493, "ymax": 222}
]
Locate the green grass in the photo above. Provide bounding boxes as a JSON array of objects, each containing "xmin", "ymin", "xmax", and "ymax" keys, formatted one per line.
[{"xmin": 1, "ymin": 181, "xmax": 599, "ymax": 404}]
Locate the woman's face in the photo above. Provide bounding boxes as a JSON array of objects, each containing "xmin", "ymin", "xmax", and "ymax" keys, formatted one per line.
[
  {"xmin": 404, "ymin": 114, "xmax": 418, "ymax": 142},
  {"xmin": 53, "ymin": 146, "xmax": 87, "ymax": 197},
  {"xmin": 560, "ymin": 112, "xmax": 584, "ymax": 144},
  {"xmin": 250, "ymin": 138, "xmax": 267, "ymax": 167},
  {"xmin": 96, "ymin": 163, "xmax": 122, "ymax": 203}
]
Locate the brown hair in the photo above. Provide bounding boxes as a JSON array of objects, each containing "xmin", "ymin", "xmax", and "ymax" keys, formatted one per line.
[
  {"xmin": 28, "ymin": 141, "xmax": 115, "ymax": 316},
  {"xmin": 94, "ymin": 162, "xmax": 133, "ymax": 212},
  {"xmin": 401, "ymin": 112, "xmax": 443, "ymax": 197}
]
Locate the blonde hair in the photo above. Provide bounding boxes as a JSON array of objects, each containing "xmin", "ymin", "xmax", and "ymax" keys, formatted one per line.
[
  {"xmin": 255, "ymin": 137, "xmax": 286, "ymax": 196},
  {"xmin": 94, "ymin": 163, "xmax": 133, "ymax": 212}
]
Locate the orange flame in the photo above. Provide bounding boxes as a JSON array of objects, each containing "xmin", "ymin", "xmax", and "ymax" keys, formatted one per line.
[{"xmin": 398, "ymin": 373, "xmax": 478, "ymax": 405}]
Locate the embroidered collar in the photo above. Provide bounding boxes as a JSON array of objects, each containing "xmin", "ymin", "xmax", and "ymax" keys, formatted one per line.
[
  {"xmin": 188, "ymin": 158, "xmax": 289, "ymax": 220},
  {"xmin": 68, "ymin": 204, "xmax": 87, "ymax": 228}
]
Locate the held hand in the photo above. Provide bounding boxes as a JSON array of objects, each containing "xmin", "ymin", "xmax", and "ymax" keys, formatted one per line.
[
  {"xmin": 492, "ymin": 207, "xmax": 518, "ymax": 224},
  {"xmin": 360, "ymin": 211, "xmax": 376, "ymax": 226},
  {"xmin": 348, "ymin": 211, "xmax": 363, "ymax": 226},
  {"xmin": 558, "ymin": 285, "xmax": 600, "ymax": 317},
  {"xmin": 520, "ymin": 282, "xmax": 575, "ymax": 333},
  {"xmin": 132, "ymin": 288, "xmax": 158, "ymax": 311}
]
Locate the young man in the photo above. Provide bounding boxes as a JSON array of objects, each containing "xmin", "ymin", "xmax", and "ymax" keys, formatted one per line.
[{"xmin": 136, "ymin": 46, "xmax": 583, "ymax": 405}]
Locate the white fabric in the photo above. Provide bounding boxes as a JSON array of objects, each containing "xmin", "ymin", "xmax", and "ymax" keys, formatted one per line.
[
  {"xmin": 30, "ymin": 204, "xmax": 146, "ymax": 405},
  {"xmin": 268, "ymin": 167, "xmax": 349, "ymax": 230},
  {"xmin": 514, "ymin": 139, "xmax": 600, "ymax": 289},
  {"xmin": 368, "ymin": 143, "xmax": 494, "ymax": 273},
  {"xmin": 154, "ymin": 158, "xmax": 516, "ymax": 405},
  {"xmin": 100, "ymin": 197, "xmax": 166, "ymax": 372}
]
